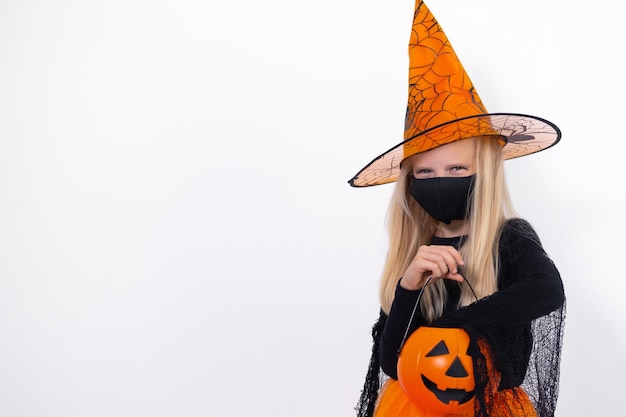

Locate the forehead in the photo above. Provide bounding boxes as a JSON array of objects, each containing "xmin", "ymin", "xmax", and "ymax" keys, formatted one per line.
[{"xmin": 410, "ymin": 138, "xmax": 476, "ymax": 167}]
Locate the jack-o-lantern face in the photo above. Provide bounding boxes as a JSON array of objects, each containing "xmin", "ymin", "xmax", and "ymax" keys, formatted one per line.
[{"xmin": 397, "ymin": 327, "xmax": 475, "ymax": 414}]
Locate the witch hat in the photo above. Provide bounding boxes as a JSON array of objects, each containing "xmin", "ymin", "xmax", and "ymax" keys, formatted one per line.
[{"xmin": 349, "ymin": 0, "xmax": 561, "ymax": 187}]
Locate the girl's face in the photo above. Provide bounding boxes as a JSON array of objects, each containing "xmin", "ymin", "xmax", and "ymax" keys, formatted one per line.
[{"xmin": 410, "ymin": 138, "xmax": 477, "ymax": 179}]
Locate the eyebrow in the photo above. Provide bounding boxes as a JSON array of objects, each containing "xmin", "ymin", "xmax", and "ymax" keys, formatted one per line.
[{"xmin": 413, "ymin": 162, "xmax": 470, "ymax": 169}]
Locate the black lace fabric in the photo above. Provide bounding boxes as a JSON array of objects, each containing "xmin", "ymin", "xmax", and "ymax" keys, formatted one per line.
[
  {"xmin": 355, "ymin": 311, "xmax": 386, "ymax": 417},
  {"xmin": 522, "ymin": 307, "xmax": 566, "ymax": 417}
]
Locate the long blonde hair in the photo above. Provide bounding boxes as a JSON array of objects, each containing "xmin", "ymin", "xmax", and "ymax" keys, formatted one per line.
[{"xmin": 379, "ymin": 136, "xmax": 515, "ymax": 321}]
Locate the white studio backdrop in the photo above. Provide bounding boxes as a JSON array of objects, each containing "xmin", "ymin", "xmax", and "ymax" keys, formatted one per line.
[{"xmin": 0, "ymin": 0, "xmax": 623, "ymax": 416}]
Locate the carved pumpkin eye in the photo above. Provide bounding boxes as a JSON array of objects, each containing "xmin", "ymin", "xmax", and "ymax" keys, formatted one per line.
[
  {"xmin": 397, "ymin": 327, "xmax": 476, "ymax": 414},
  {"xmin": 446, "ymin": 356, "xmax": 469, "ymax": 377},
  {"xmin": 426, "ymin": 340, "xmax": 449, "ymax": 356}
]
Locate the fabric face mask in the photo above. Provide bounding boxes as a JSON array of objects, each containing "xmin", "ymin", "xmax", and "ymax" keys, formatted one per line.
[{"xmin": 409, "ymin": 175, "xmax": 476, "ymax": 224}]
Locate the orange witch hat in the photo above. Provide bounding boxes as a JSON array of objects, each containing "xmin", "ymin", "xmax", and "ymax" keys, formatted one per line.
[{"xmin": 349, "ymin": 0, "xmax": 561, "ymax": 187}]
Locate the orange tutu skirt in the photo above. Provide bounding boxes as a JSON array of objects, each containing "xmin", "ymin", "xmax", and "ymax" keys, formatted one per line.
[{"xmin": 373, "ymin": 379, "xmax": 537, "ymax": 417}]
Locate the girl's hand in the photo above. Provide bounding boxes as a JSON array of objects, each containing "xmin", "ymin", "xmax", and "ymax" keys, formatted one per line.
[{"xmin": 400, "ymin": 245, "xmax": 465, "ymax": 290}]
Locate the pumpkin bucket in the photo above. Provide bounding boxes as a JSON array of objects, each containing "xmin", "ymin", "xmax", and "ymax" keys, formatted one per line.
[{"xmin": 398, "ymin": 327, "xmax": 475, "ymax": 415}]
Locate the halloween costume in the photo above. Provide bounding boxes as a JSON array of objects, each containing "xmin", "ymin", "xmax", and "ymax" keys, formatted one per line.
[
  {"xmin": 355, "ymin": 219, "xmax": 565, "ymax": 417},
  {"xmin": 349, "ymin": 1, "xmax": 565, "ymax": 416}
]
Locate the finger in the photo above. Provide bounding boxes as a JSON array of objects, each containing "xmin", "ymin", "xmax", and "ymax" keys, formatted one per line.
[
  {"xmin": 444, "ymin": 271, "xmax": 465, "ymax": 283},
  {"xmin": 438, "ymin": 246, "xmax": 464, "ymax": 268},
  {"xmin": 419, "ymin": 259, "xmax": 447, "ymax": 279},
  {"xmin": 421, "ymin": 249, "xmax": 459, "ymax": 276},
  {"xmin": 431, "ymin": 246, "xmax": 464, "ymax": 273}
]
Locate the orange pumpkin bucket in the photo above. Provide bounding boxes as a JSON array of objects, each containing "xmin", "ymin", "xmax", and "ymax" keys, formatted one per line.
[{"xmin": 398, "ymin": 327, "xmax": 475, "ymax": 415}]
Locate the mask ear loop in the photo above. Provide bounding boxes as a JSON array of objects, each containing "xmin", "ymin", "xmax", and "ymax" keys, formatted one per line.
[{"xmin": 397, "ymin": 273, "xmax": 479, "ymax": 356}]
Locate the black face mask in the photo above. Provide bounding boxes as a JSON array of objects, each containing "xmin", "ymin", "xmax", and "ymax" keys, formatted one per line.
[{"xmin": 409, "ymin": 175, "xmax": 476, "ymax": 224}]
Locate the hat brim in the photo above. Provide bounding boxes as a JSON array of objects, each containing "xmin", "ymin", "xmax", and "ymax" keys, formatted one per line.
[{"xmin": 348, "ymin": 113, "xmax": 561, "ymax": 187}]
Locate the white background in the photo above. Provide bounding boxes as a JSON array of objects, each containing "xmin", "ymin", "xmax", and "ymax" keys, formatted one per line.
[{"xmin": 0, "ymin": 0, "xmax": 623, "ymax": 416}]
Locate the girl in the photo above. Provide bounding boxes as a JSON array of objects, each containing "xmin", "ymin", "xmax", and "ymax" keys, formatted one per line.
[
  {"xmin": 355, "ymin": 135, "xmax": 565, "ymax": 417},
  {"xmin": 349, "ymin": 2, "xmax": 565, "ymax": 417}
]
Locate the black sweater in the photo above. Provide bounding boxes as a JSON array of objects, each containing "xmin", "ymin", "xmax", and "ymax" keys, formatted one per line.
[{"xmin": 379, "ymin": 218, "xmax": 565, "ymax": 388}]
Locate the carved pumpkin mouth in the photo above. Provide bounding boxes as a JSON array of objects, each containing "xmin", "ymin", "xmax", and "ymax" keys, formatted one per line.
[{"xmin": 421, "ymin": 375, "xmax": 475, "ymax": 405}]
